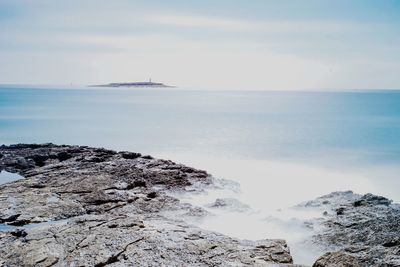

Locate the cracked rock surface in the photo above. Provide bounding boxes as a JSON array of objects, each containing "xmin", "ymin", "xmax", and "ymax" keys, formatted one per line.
[
  {"xmin": 300, "ymin": 191, "xmax": 400, "ymax": 267},
  {"xmin": 0, "ymin": 144, "xmax": 297, "ymax": 266}
]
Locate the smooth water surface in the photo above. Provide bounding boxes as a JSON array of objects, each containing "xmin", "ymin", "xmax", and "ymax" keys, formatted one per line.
[
  {"xmin": 0, "ymin": 170, "xmax": 24, "ymax": 185},
  {"xmin": 1, "ymin": 86, "xmax": 399, "ymax": 164},
  {"xmin": 1, "ymin": 85, "xmax": 399, "ymax": 264}
]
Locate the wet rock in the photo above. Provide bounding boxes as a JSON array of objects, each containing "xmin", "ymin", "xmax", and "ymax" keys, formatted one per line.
[
  {"xmin": 120, "ymin": 152, "xmax": 141, "ymax": 159},
  {"xmin": 0, "ymin": 144, "xmax": 297, "ymax": 266},
  {"xmin": 353, "ymin": 193, "xmax": 392, "ymax": 207},
  {"xmin": 336, "ymin": 207, "xmax": 345, "ymax": 215},
  {"xmin": 208, "ymin": 198, "xmax": 250, "ymax": 212},
  {"xmin": 146, "ymin": 192, "xmax": 157, "ymax": 199},
  {"xmin": 93, "ymin": 147, "xmax": 116, "ymax": 155},
  {"xmin": 299, "ymin": 191, "xmax": 358, "ymax": 208},
  {"xmin": 133, "ymin": 180, "xmax": 146, "ymax": 187},
  {"xmin": 10, "ymin": 229, "xmax": 28, "ymax": 238},
  {"xmin": 28, "ymin": 154, "xmax": 49, "ymax": 167},
  {"xmin": 0, "ymin": 214, "xmax": 21, "ymax": 223},
  {"xmin": 84, "ymin": 156, "xmax": 105, "ymax": 163},
  {"xmin": 2, "ymin": 145, "xmax": 397, "ymax": 267},
  {"xmin": 3, "ymin": 156, "xmax": 33, "ymax": 170},
  {"xmin": 28, "ymin": 183, "xmax": 46, "ymax": 189},
  {"xmin": 302, "ymin": 191, "xmax": 400, "ymax": 267},
  {"xmin": 9, "ymin": 143, "xmax": 53, "ymax": 149},
  {"xmin": 313, "ymin": 251, "xmax": 360, "ymax": 267},
  {"xmin": 56, "ymin": 151, "xmax": 72, "ymax": 161},
  {"xmin": 382, "ymin": 237, "xmax": 400, "ymax": 248}
]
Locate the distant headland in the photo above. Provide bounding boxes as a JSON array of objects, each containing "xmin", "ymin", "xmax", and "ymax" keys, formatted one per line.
[{"xmin": 91, "ymin": 79, "xmax": 174, "ymax": 88}]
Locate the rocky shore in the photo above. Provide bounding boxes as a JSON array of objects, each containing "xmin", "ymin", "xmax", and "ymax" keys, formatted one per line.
[
  {"xmin": 300, "ymin": 191, "xmax": 400, "ymax": 266},
  {"xmin": 0, "ymin": 144, "xmax": 399, "ymax": 266}
]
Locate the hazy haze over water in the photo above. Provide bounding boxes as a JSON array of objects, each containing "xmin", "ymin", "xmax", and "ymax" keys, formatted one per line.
[{"xmin": 1, "ymin": 86, "xmax": 399, "ymax": 264}]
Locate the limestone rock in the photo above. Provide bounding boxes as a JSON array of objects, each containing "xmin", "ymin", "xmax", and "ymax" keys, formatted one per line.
[
  {"xmin": 313, "ymin": 252, "xmax": 360, "ymax": 267},
  {"xmin": 301, "ymin": 191, "xmax": 400, "ymax": 267},
  {"xmin": 0, "ymin": 144, "xmax": 295, "ymax": 266}
]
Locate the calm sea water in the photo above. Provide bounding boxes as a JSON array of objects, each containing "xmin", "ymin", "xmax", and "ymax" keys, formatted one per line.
[
  {"xmin": 1, "ymin": 85, "xmax": 399, "ymax": 264},
  {"xmin": 1, "ymin": 86, "xmax": 399, "ymax": 163}
]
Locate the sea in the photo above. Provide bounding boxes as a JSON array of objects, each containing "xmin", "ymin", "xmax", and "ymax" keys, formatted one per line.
[{"xmin": 1, "ymin": 85, "xmax": 399, "ymax": 264}]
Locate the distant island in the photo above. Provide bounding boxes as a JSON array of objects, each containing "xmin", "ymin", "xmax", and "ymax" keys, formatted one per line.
[{"xmin": 91, "ymin": 79, "xmax": 174, "ymax": 88}]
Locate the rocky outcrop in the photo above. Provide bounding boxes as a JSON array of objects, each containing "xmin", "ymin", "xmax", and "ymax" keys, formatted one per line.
[
  {"xmin": 207, "ymin": 198, "xmax": 251, "ymax": 212},
  {"xmin": 1, "ymin": 144, "xmax": 398, "ymax": 266},
  {"xmin": 0, "ymin": 144, "xmax": 295, "ymax": 266},
  {"xmin": 300, "ymin": 191, "xmax": 400, "ymax": 267},
  {"xmin": 312, "ymin": 252, "xmax": 360, "ymax": 267}
]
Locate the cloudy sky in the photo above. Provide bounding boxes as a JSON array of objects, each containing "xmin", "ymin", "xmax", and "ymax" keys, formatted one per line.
[{"xmin": 0, "ymin": 0, "xmax": 399, "ymax": 90}]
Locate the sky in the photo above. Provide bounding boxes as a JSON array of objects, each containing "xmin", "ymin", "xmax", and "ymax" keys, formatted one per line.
[{"xmin": 0, "ymin": 0, "xmax": 399, "ymax": 90}]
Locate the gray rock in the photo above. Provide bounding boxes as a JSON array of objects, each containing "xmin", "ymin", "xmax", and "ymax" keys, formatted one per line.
[
  {"xmin": 1, "ymin": 144, "xmax": 398, "ymax": 267},
  {"xmin": 208, "ymin": 197, "xmax": 251, "ymax": 212},
  {"xmin": 313, "ymin": 251, "xmax": 360, "ymax": 267},
  {"xmin": 120, "ymin": 151, "xmax": 141, "ymax": 159},
  {"xmin": 0, "ymin": 144, "xmax": 295, "ymax": 266},
  {"xmin": 10, "ymin": 228, "xmax": 28, "ymax": 238},
  {"xmin": 56, "ymin": 151, "xmax": 72, "ymax": 161},
  {"xmin": 353, "ymin": 193, "xmax": 392, "ymax": 207},
  {"xmin": 301, "ymin": 191, "xmax": 400, "ymax": 267}
]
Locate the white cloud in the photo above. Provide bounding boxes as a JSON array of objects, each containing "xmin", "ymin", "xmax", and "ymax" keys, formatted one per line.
[
  {"xmin": 145, "ymin": 14, "xmax": 365, "ymax": 33},
  {"xmin": 146, "ymin": 15, "xmax": 253, "ymax": 31},
  {"xmin": 0, "ymin": 3, "xmax": 399, "ymax": 90}
]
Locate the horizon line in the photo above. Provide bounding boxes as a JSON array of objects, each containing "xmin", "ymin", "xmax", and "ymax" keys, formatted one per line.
[{"xmin": 1, "ymin": 83, "xmax": 400, "ymax": 92}]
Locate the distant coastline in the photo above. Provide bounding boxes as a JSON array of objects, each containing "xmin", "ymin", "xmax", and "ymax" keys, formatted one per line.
[{"xmin": 91, "ymin": 81, "xmax": 174, "ymax": 88}]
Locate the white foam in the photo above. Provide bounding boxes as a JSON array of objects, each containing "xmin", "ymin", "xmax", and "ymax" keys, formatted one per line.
[{"xmin": 156, "ymin": 152, "xmax": 400, "ymax": 265}]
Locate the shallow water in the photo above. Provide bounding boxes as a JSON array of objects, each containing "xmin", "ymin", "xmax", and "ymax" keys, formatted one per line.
[
  {"xmin": 0, "ymin": 224, "xmax": 18, "ymax": 231},
  {"xmin": 1, "ymin": 85, "xmax": 399, "ymax": 264},
  {"xmin": 0, "ymin": 219, "xmax": 70, "ymax": 232},
  {"xmin": 0, "ymin": 170, "xmax": 24, "ymax": 185}
]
